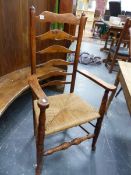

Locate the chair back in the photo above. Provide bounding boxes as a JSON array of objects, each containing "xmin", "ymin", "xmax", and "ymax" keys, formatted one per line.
[
  {"xmin": 29, "ymin": 6, "xmax": 87, "ymax": 93},
  {"xmin": 115, "ymin": 18, "xmax": 131, "ymax": 50},
  {"xmin": 121, "ymin": 18, "xmax": 131, "ymax": 41}
]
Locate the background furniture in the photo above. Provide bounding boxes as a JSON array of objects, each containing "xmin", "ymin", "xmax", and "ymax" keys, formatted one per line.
[
  {"xmin": 92, "ymin": 9, "xmax": 110, "ymax": 38},
  {"xmin": 105, "ymin": 18, "xmax": 131, "ymax": 73},
  {"xmin": 109, "ymin": 1, "xmax": 121, "ymax": 17},
  {"xmin": 100, "ymin": 20, "xmax": 123, "ymax": 52},
  {"xmin": 106, "ymin": 61, "xmax": 131, "ymax": 115},
  {"xmin": 29, "ymin": 7, "xmax": 115, "ymax": 175}
]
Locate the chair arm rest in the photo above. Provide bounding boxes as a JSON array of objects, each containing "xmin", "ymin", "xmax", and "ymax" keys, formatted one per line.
[
  {"xmin": 28, "ymin": 74, "xmax": 49, "ymax": 109},
  {"xmin": 77, "ymin": 69, "xmax": 116, "ymax": 91}
]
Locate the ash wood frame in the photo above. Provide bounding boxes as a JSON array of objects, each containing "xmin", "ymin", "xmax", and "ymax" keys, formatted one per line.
[{"xmin": 29, "ymin": 6, "xmax": 116, "ymax": 175}]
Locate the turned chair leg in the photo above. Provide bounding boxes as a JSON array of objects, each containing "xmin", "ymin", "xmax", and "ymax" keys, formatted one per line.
[
  {"xmin": 32, "ymin": 93, "xmax": 37, "ymax": 137},
  {"xmin": 33, "ymin": 113, "xmax": 37, "ymax": 137},
  {"xmin": 36, "ymin": 144, "xmax": 43, "ymax": 175},
  {"xmin": 92, "ymin": 117, "xmax": 103, "ymax": 151},
  {"xmin": 35, "ymin": 110, "xmax": 46, "ymax": 175}
]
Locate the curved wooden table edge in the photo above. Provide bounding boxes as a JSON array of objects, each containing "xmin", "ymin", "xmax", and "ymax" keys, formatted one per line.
[
  {"xmin": 0, "ymin": 64, "xmax": 64, "ymax": 118},
  {"xmin": 0, "ymin": 85, "xmax": 29, "ymax": 117}
]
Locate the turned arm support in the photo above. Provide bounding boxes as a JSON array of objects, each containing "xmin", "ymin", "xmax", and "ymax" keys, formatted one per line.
[
  {"xmin": 77, "ymin": 69, "xmax": 116, "ymax": 91},
  {"xmin": 28, "ymin": 74, "xmax": 49, "ymax": 109}
]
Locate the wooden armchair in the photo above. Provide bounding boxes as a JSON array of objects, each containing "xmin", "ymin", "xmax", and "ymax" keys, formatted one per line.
[
  {"xmin": 105, "ymin": 18, "xmax": 131, "ymax": 73},
  {"xmin": 28, "ymin": 6, "xmax": 116, "ymax": 175}
]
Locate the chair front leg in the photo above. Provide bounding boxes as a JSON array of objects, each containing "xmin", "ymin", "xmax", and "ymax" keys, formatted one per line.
[
  {"xmin": 36, "ymin": 109, "xmax": 46, "ymax": 175},
  {"xmin": 92, "ymin": 89, "xmax": 109, "ymax": 151},
  {"xmin": 32, "ymin": 93, "xmax": 38, "ymax": 137}
]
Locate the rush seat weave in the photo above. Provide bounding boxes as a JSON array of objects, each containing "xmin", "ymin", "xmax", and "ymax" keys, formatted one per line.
[{"xmin": 34, "ymin": 93, "xmax": 100, "ymax": 135}]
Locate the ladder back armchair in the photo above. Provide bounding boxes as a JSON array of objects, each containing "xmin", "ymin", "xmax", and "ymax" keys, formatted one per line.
[{"xmin": 28, "ymin": 6, "xmax": 116, "ymax": 175}]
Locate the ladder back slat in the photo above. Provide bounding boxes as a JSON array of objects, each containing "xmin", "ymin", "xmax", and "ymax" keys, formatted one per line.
[
  {"xmin": 36, "ymin": 59, "xmax": 73, "ymax": 68},
  {"xmin": 36, "ymin": 45, "xmax": 75, "ymax": 54},
  {"xmin": 38, "ymin": 70, "xmax": 72, "ymax": 80},
  {"xmin": 35, "ymin": 11, "xmax": 80, "ymax": 25},
  {"xmin": 36, "ymin": 29, "xmax": 77, "ymax": 41},
  {"xmin": 41, "ymin": 80, "xmax": 71, "ymax": 88}
]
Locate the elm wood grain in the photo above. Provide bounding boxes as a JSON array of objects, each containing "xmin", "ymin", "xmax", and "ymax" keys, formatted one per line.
[
  {"xmin": 36, "ymin": 29, "xmax": 77, "ymax": 41},
  {"xmin": 0, "ymin": 0, "xmax": 29, "ymax": 76},
  {"xmin": 106, "ymin": 61, "xmax": 131, "ymax": 115},
  {"xmin": 36, "ymin": 59, "xmax": 73, "ymax": 68},
  {"xmin": 41, "ymin": 80, "xmax": 71, "ymax": 88},
  {"xmin": 38, "ymin": 70, "xmax": 72, "ymax": 80},
  {"xmin": 0, "ymin": 0, "xmax": 75, "ymax": 76},
  {"xmin": 36, "ymin": 45, "xmax": 75, "ymax": 54},
  {"xmin": 0, "ymin": 65, "xmax": 62, "ymax": 117},
  {"xmin": 60, "ymin": 0, "xmax": 73, "ymax": 14},
  {"xmin": 0, "ymin": 0, "xmax": 50, "ymax": 76},
  {"xmin": 28, "ymin": 74, "xmax": 48, "ymax": 102},
  {"xmin": 36, "ymin": 11, "xmax": 80, "ymax": 24}
]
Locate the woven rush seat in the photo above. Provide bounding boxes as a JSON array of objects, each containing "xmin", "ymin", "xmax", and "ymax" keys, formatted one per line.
[{"xmin": 34, "ymin": 93, "xmax": 100, "ymax": 135}]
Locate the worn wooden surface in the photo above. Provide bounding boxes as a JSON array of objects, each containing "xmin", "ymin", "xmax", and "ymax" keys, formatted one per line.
[
  {"xmin": 0, "ymin": 65, "xmax": 62, "ymax": 117},
  {"xmin": 119, "ymin": 61, "xmax": 131, "ymax": 114},
  {"xmin": 37, "ymin": 45, "xmax": 75, "ymax": 54},
  {"xmin": 77, "ymin": 69, "xmax": 116, "ymax": 91},
  {"xmin": 0, "ymin": 0, "xmax": 49, "ymax": 76},
  {"xmin": 36, "ymin": 29, "xmax": 77, "ymax": 41},
  {"xmin": 106, "ymin": 61, "xmax": 131, "ymax": 115},
  {"xmin": 59, "ymin": 0, "xmax": 73, "ymax": 13},
  {"xmin": 37, "ymin": 11, "xmax": 80, "ymax": 24},
  {"xmin": 0, "ymin": 0, "xmax": 77, "ymax": 76}
]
